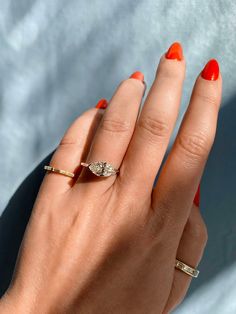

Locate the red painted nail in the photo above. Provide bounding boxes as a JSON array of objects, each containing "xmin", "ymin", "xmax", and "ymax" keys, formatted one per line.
[
  {"xmin": 95, "ymin": 99, "xmax": 108, "ymax": 109},
  {"xmin": 193, "ymin": 184, "xmax": 200, "ymax": 207},
  {"xmin": 129, "ymin": 71, "xmax": 145, "ymax": 82},
  {"xmin": 201, "ymin": 59, "xmax": 219, "ymax": 81},
  {"xmin": 165, "ymin": 42, "xmax": 183, "ymax": 61}
]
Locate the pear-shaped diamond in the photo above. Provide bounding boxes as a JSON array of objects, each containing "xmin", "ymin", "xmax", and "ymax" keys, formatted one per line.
[{"xmin": 88, "ymin": 161, "xmax": 116, "ymax": 177}]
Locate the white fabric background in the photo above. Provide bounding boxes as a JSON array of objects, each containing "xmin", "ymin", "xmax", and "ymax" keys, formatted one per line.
[{"xmin": 0, "ymin": 1, "xmax": 236, "ymax": 312}]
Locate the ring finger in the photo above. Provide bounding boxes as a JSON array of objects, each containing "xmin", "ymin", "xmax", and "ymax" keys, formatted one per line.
[
  {"xmin": 76, "ymin": 72, "xmax": 146, "ymax": 191},
  {"xmin": 152, "ymin": 58, "xmax": 222, "ymax": 239}
]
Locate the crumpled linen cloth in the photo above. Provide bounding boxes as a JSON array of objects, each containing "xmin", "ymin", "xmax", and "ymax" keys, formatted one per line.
[{"xmin": 0, "ymin": 1, "xmax": 236, "ymax": 313}]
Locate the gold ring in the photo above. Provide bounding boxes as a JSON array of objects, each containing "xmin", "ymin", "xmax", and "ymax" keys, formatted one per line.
[
  {"xmin": 44, "ymin": 165, "xmax": 75, "ymax": 178},
  {"xmin": 80, "ymin": 161, "xmax": 119, "ymax": 177},
  {"xmin": 175, "ymin": 259, "xmax": 199, "ymax": 278}
]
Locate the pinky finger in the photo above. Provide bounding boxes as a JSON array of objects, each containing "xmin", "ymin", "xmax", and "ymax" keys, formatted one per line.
[{"xmin": 163, "ymin": 196, "xmax": 208, "ymax": 313}]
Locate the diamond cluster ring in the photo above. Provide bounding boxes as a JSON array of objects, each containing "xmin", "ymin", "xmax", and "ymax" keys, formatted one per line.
[{"xmin": 80, "ymin": 161, "xmax": 119, "ymax": 177}]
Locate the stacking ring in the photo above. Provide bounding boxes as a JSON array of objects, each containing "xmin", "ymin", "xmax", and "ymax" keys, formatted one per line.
[
  {"xmin": 80, "ymin": 161, "xmax": 119, "ymax": 177},
  {"xmin": 175, "ymin": 259, "xmax": 199, "ymax": 278},
  {"xmin": 44, "ymin": 165, "xmax": 75, "ymax": 178}
]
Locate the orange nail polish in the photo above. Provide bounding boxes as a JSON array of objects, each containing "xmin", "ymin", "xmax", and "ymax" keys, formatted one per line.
[
  {"xmin": 165, "ymin": 42, "xmax": 183, "ymax": 61},
  {"xmin": 95, "ymin": 99, "xmax": 108, "ymax": 109},
  {"xmin": 201, "ymin": 59, "xmax": 219, "ymax": 81},
  {"xmin": 129, "ymin": 71, "xmax": 145, "ymax": 82},
  {"xmin": 193, "ymin": 184, "xmax": 200, "ymax": 207}
]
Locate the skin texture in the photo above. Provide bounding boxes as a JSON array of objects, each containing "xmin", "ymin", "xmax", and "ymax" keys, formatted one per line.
[{"xmin": 0, "ymin": 45, "xmax": 222, "ymax": 313}]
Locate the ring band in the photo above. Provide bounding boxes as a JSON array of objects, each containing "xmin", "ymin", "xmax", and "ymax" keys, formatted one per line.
[
  {"xmin": 44, "ymin": 165, "xmax": 75, "ymax": 178},
  {"xmin": 175, "ymin": 259, "xmax": 199, "ymax": 278},
  {"xmin": 81, "ymin": 161, "xmax": 119, "ymax": 177}
]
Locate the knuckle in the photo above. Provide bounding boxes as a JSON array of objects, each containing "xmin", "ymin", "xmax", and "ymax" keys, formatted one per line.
[
  {"xmin": 176, "ymin": 132, "xmax": 210, "ymax": 160},
  {"xmin": 147, "ymin": 205, "xmax": 177, "ymax": 245},
  {"xmin": 195, "ymin": 90, "xmax": 219, "ymax": 108},
  {"xmin": 156, "ymin": 208, "xmax": 175, "ymax": 234},
  {"xmin": 156, "ymin": 56, "xmax": 185, "ymax": 80},
  {"xmin": 118, "ymin": 78, "xmax": 131, "ymax": 89},
  {"xmin": 117, "ymin": 78, "xmax": 145, "ymax": 100},
  {"xmin": 58, "ymin": 111, "xmax": 99, "ymax": 148},
  {"xmin": 59, "ymin": 136, "xmax": 79, "ymax": 147},
  {"xmin": 157, "ymin": 65, "xmax": 178, "ymax": 80},
  {"xmin": 138, "ymin": 115, "xmax": 170, "ymax": 142},
  {"xmin": 100, "ymin": 117, "xmax": 131, "ymax": 134},
  {"xmin": 118, "ymin": 78, "xmax": 140, "ymax": 93},
  {"xmin": 122, "ymin": 77, "xmax": 143, "ymax": 88},
  {"xmin": 186, "ymin": 218, "xmax": 208, "ymax": 245}
]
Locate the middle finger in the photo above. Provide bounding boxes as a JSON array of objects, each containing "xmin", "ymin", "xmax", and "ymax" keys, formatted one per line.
[{"xmin": 118, "ymin": 42, "xmax": 185, "ymax": 197}]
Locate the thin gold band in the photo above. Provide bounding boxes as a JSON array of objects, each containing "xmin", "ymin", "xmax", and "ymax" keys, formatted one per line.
[
  {"xmin": 175, "ymin": 259, "xmax": 199, "ymax": 278},
  {"xmin": 44, "ymin": 165, "xmax": 75, "ymax": 178}
]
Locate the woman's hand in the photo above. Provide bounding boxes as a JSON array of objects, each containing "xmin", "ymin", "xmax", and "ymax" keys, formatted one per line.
[{"xmin": 0, "ymin": 42, "xmax": 222, "ymax": 314}]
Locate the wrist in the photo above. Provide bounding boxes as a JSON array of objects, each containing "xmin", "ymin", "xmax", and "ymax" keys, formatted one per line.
[
  {"xmin": 0, "ymin": 292, "xmax": 18, "ymax": 314},
  {"xmin": 0, "ymin": 289, "xmax": 35, "ymax": 314},
  {"xmin": 0, "ymin": 286, "xmax": 55, "ymax": 314}
]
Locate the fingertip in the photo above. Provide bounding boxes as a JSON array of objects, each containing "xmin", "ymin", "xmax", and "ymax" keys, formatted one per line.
[{"xmin": 158, "ymin": 49, "xmax": 186, "ymax": 81}]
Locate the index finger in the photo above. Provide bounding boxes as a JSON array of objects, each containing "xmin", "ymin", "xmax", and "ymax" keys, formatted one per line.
[{"xmin": 152, "ymin": 59, "xmax": 222, "ymax": 237}]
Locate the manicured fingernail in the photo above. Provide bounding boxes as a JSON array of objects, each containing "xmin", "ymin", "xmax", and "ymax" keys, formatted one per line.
[
  {"xmin": 129, "ymin": 71, "xmax": 145, "ymax": 82},
  {"xmin": 95, "ymin": 99, "xmax": 108, "ymax": 109},
  {"xmin": 165, "ymin": 42, "xmax": 183, "ymax": 61},
  {"xmin": 193, "ymin": 184, "xmax": 200, "ymax": 207},
  {"xmin": 201, "ymin": 59, "xmax": 219, "ymax": 81}
]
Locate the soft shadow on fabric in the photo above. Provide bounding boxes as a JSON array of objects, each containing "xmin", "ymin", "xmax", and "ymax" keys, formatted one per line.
[{"xmin": 0, "ymin": 152, "xmax": 54, "ymax": 296}]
